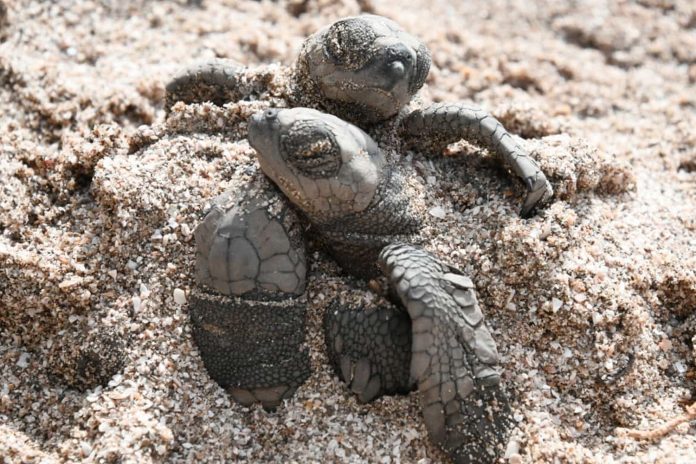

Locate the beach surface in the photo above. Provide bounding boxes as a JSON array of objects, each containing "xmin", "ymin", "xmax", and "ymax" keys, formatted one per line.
[{"xmin": 1, "ymin": 0, "xmax": 695, "ymax": 462}]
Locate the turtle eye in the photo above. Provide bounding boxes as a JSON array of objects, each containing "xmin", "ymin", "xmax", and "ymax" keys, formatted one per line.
[
  {"xmin": 280, "ymin": 120, "xmax": 342, "ymax": 178},
  {"xmin": 409, "ymin": 42, "xmax": 431, "ymax": 94},
  {"xmin": 324, "ymin": 18, "xmax": 377, "ymax": 70}
]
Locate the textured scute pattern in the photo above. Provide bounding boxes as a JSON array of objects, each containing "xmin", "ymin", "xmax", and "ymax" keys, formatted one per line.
[
  {"xmin": 379, "ymin": 243, "xmax": 513, "ymax": 464},
  {"xmin": 194, "ymin": 176, "xmax": 307, "ymax": 298},
  {"xmin": 280, "ymin": 119, "xmax": 341, "ymax": 178},
  {"xmin": 189, "ymin": 289, "xmax": 310, "ymax": 410},
  {"xmin": 324, "ymin": 300, "xmax": 413, "ymax": 403},
  {"xmin": 315, "ymin": 169, "xmax": 423, "ymax": 278},
  {"xmin": 324, "ymin": 17, "xmax": 378, "ymax": 71},
  {"xmin": 317, "ymin": 169, "xmax": 421, "ymax": 235}
]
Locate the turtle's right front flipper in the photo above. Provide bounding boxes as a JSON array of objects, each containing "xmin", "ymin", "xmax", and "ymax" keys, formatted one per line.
[
  {"xmin": 165, "ymin": 59, "xmax": 246, "ymax": 112},
  {"xmin": 379, "ymin": 244, "xmax": 513, "ymax": 464}
]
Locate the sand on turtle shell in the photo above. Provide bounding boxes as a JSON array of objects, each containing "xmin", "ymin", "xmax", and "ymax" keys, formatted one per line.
[{"xmin": 1, "ymin": 0, "xmax": 695, "ymax": 463}]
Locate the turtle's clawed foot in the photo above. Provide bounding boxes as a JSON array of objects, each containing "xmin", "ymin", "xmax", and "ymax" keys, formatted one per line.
[
  {"xmin": 520, "ymin": 172, "xmax": 553, "ymax": 218},
  {"xmin": 379, "ymin": 244, "xmax": 514, "ymax": 464},
  {"xmin": 324, "ymin": 301, "xmax": 414, "ymax": 403}
]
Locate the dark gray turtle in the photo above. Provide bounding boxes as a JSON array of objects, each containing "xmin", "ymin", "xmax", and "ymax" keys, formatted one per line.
[
  {"xmin": 166, "ymin": 14, "xmax": 552, "ymax": 217},
  {"xmin": 245, "ymin": 107, "xmax": 513, "ymax": 463},
  {"xmin": 190, "ymin": 106, "xmax": 513, "ymax": 463},
  {"xmin": 170, "ymin": 14, "xmax": 554, "ymax": 464}
]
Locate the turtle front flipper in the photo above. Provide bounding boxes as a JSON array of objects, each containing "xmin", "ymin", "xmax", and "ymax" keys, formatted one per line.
[
  {"xmin": 378, "ymin": 243, "xmax": 513, "ymax": 464},
  {"xmin": 165, "ymin": 59, "xmax": 246, "ymax": 113},
  {"xmin": 401, "ymin": 102, "xmax": 553, "ymax": 218},
  {"xmin": 323, "ymin": 299, "xmax": 413, "ymax": 403},
  {"xmin": 191, "ymin": 176, "xmax": 310, "ymax": 410}
]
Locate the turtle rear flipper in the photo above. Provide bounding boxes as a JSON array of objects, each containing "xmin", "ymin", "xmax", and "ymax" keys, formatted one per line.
[
  {"xmin": 379, "ymin": 243, "xmax": 513, "ymax": 464},
  {"xmin": 323, "ymin": 299, "xmax": 414, "ymax": 403}
]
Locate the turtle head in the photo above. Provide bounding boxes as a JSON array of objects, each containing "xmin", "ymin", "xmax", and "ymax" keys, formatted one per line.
[
  {"xmin": 248, "ymin": 107, "xmax": 386, "ymax": 222},
  {"xmin": 297, "ymin": 15, "xmax": 431, "ymax": 124}
]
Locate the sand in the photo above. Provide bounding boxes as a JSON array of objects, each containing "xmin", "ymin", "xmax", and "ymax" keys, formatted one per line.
[{"xmin": 0, "ymin": 0, "xmax": 695, "ymax": 463}]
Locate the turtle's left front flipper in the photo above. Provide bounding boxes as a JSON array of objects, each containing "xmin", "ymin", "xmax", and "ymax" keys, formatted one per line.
[
  {"xmin": 378, "ymin": 243, "xmax": 513, "ymax": 464},
  {"xmin": 401, "ymin": 103, "xmax": 552, "ymax": 217},
  {"xmin": 165, "ymin": 59, "xmax": 246, "ymax": 113},
  {"xmin": 190, "ymin": 176, "xmax": 311, "ymax": 410}
]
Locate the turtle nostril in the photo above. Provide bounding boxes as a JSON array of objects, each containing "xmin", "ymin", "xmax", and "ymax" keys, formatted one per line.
[
  {"xmin": 265, "ymin": 108, "xmax": 278, "ymax": 119},
  {"xmin": 388, "ymin": 60, "xmax": 406, "ymax": 78}
]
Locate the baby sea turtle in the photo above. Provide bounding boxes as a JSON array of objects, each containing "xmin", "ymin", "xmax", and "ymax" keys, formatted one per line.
[
  {"xmin": 169, "ymin": 14, "xmax": 552, "ymax": 464},
  {"xmin": 166, "ymin": 15, "xmax": 551, "ymax": 217}
]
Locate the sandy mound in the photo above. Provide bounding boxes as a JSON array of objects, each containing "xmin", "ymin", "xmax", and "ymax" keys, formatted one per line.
[{"xmin": 1, "ymin": 0, "xmax": 694, "ymax": 463}]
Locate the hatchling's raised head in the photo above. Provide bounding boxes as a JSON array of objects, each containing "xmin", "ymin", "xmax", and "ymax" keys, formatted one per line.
[
  {"xmin": 296, "ymin": 15, "xmax": 431, "ymax": 124},
  {"xmin": 248, "ymin": 107, "xmax": 386, "ymax": 222}
]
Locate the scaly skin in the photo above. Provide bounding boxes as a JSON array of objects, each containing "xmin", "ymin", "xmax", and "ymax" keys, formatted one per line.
[
  {"xmin": 248, "ymin": 107, "xmax": 421, "ymax": 277},
  {"xmin": 249, "ymin": 107, "xmax": 512, "ymax": 463},
  {"xmin": 165, "ymin": 60, "xmax": 245, "ymax": 113},
  {"xmin": 324, "ymin": 301, "xmax": 413, "ymax": 402},
  {"xmin": 191, "ymin": 176, "xmax": 310, "ymax": 410},
  {"xmin": 190, "ymin": 289, "xmax": 310, "ymax": 410},
  {"xmin": 379, "ymin": 243, "xmax": 513, "ymax": 464},
  {"xmin": 402, "ymin": 103, "xmax": 553, "ymax": 217}
]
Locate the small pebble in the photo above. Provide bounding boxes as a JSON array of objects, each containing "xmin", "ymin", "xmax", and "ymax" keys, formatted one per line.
[
  {"xmin": 551, "ymin": 298, "xmax": 563, "ymax": 312},
  {"xmin": 132, "ymin": 296, "xmax": 142, "ymax": 314},
  {"xmin": 173, "ymin": 288, "xmax": 186, "ymax": 305},
  {"xmin": 428, "ymin": 205, "xmax": 446, "ymax": 219},
  {"xmin": 16, "ymin": 353, "xmax": 30, "ymax": 369}
]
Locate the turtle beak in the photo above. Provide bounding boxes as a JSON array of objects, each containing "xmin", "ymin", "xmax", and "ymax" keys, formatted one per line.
[{"xmin": 248, "ymin": 108, "xmax": 279, "ymax": 154}]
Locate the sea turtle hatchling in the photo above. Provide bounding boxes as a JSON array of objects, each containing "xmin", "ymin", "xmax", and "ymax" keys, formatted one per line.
[
  {"xmin": 166, "ymin": 14, "xmax": 552, "ymax": 217},
  {"xmin": 170, "ymin": 14, "xmax": 553, "ymax": 464}
]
